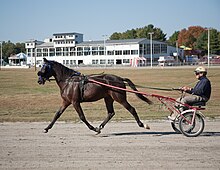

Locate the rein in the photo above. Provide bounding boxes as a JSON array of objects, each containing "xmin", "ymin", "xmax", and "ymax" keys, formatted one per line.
[
  {"xmin": 88, "ymin": 78, "xmax": 197, "ymax": 110},
  {"xmin": 88, "ymin": 77, "xmax": 175, "ymax": 92},
  {"xmin": 48, "ymin": 76, "xmax": 175, "ymax": 92}
]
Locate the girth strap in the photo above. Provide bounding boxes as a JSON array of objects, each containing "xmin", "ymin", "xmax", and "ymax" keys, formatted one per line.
[{"xmin": 79, "ymin": 76, "xmax": 88, "ymax": 102}]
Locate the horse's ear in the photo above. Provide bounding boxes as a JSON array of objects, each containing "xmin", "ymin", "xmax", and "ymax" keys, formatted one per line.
[{"xmin": 43, "ymin": 58, "xmax": 48, "ymax": 63}]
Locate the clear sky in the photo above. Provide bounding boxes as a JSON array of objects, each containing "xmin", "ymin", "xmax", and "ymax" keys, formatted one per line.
[{"xmin": 0, "ymin": 0, "xmax": 219, "ymax": 43}]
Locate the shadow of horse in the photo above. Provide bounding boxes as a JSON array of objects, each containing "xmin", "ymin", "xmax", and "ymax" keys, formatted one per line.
[
  {"xmin": 99, "ymin": 131, "xmax": 220, "ymax": 137},
  {"xmin": 100, "ymin": 131, "xmax": 177, "ymax": 137}
]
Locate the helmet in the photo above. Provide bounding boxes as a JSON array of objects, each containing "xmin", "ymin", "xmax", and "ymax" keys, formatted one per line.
[{"xmin": 194, "ymin": 66, "xmax": 207, "ymax": 73}]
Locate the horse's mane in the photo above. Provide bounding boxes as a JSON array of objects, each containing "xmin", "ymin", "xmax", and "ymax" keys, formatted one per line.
[{"xmin": 51, "ymin": 60, "xmax": 76, "ymax": 77}]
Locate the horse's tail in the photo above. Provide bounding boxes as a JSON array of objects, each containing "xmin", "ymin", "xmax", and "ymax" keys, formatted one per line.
[{"xmin": 123, "ymin": 78, "xmax": 153, "ymax": 105}]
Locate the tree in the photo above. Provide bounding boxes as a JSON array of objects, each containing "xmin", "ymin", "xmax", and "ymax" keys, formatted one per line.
[
  {"xmin": 167, "ymin": 31, "xmax": 179, "ymax": 47},
  {"xmin": 196, "ymin": 31, "xmax": 207, "ymax": 51},
  {"xmin": 196, "ymin": 28, "xmax": 220, "ymax": 54},
  {"xmin": 110, "ymin": 32, "xmax": 121, "ymax": 40},
  {"xmin": 15, "ymin": 42, "xmax": 26, "ymax": 54},
  {"xmin": 109, "ymin": 24, "xmax": 167, "ymax": 41},
  {"xmin": 209, "ymin": 29, "xmax": 220, "ymax": 54},
  {"xmin": 1, "ymin": 41, "xmax": 25, "ymax": 62},
  {"xmin": 178, "ymin": 26, "xmax": 205, "ymax": 49}
]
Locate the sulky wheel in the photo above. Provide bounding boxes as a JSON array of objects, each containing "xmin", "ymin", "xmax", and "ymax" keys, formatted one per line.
[{"xmin": 179, "ymin": 111, "xmax": 205, "ymax": 137}]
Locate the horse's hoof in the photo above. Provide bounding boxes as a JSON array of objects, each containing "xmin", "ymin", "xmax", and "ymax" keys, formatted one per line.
[
  {"xmin": 44, "ymin": 129, "xmax": 48, "ymax": 133},
  {"xmin": 95, "ymin": 127, "xmax": 101, "ymax": 135},
  {"xmin": 144, "ymin": 124, "xmax": 150, "ymax": 130},
  {"xmin": 96, "ymin": 131, "xmax": 101, "ymax": 135}
]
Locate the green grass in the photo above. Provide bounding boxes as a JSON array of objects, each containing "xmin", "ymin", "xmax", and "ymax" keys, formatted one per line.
[{"xmin": 0, "ymin": 66, "xmax": 219, "ymax": 122}]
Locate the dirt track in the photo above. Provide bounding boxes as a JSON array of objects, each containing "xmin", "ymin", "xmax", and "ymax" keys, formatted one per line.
[{"xmin": 0, "ymin": 120, "xmax": 220, "ymax": 170}]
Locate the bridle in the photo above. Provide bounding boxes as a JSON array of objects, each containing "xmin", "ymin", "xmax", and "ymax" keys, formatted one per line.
[{"xmin": 37, "ymin": 62, "xmax": 53, "ymax": 85}]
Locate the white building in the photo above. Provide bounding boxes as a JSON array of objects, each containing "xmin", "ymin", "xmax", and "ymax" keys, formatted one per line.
[{"xmin": 25, "ymin": 32, "xmax": 183, "ymax": 67}]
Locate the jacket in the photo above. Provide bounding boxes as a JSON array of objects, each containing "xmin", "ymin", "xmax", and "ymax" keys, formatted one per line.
[{"xmin": 189, "ymin": 76, "xmax": 211, "ymax": 101}]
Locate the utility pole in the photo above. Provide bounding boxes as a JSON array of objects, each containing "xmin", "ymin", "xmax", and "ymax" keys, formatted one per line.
[
  {"xmin": 148, "ymin": 32, "xmax": 154, "ymax": 68},
  {"xmin": 0, "ymin": 41, "xmax": 2, "ymax": 70},
  {"xmin": 207, "ymin": 28, "xmax": 210, "ymax": 68},
  {"xmin": 102, "ymin": 35, "xmax": 108, "ymax": 56}
]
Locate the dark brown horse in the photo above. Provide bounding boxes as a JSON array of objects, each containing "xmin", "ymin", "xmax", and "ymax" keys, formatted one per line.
[{"xmin": 37, "ymin": 58, "xmax": 153, "ymax": 134}]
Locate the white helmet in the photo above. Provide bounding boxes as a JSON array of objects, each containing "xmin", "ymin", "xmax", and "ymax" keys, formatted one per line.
[{"xmin": 194, "ymin": 66, "xmax": 207, "ymax": 73}]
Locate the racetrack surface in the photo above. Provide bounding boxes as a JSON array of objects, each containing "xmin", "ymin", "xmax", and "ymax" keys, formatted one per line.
[{"xmin": 0, "ymin": 120, "xmax": 220, "ymax": 170}]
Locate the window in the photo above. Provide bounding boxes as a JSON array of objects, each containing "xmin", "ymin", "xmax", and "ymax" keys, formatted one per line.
[
  {"xmin": 116, "ymin": 59, "xmax": 122, "ymax": 64},
  {"xmin": 107, "ymin": 51, "xmax": 114, "ymax": 55},
  {"xmin": 146, "ymin": 44, "xmax": 151, "ymax": 54},
  {"xmin": 42, "ymin": 48, "xmax": 48, "ymax": 57},
  {"xmin": 100, "ymin": 59, "xmax": 106, "ymax": 64},
  {"xmin": 115, "ymin": 50, "xmax": 122, "ymax": 55},
  {"xmin": 139, "ymin": 44, "xmax": 144, "ymax": 55},
  {"xmin": 92, "ymin": 51, "xmax": 98, "ymax": 55},
  {"xmin": 99, "ymin": 51, "xmax": 104, "ymax": 55},
  {"xmin": 123, "ymin": 59, "xmax": 130, "ymax": 63},
  {"xmin": 92, "ymin": 47, "xmax": 98, "ymax": 51},
  {"xmin": 37, "ymin": 49, "xmax": 41, "ymax": 52},
  {"xmin": 56, "ymin": 47, "xmax": 62, "ymax": 56},
  {"xmin": 131, "ymin": 50, "xmax": 138, "ymax": 55},
  {"xmin": 70, "ymin": 60, "xmax": 76, "ymax": 65},
  {"xmin": 161, "ymin": 44, "xmax": 167, "ymax": 53},
  {"xmin": 154, "ymin": 44, "xmax": 160, "ymax": 54},
  {"xmin": 123, "ymin": 50, "xmax": 130, "ymax": 55},
  {"xmin": 84, "ymin": 47, "xmax": 90, "ymax": 56},
  {"xmin": 92, "ymin": 59, "xmax": 98, "ymax": 64},
  {"xmin": 92, "ymin": 47, "xmax": 98, "ymax": 55},
  {"xmin": 99, "ymin": 46, "xmax": 104, "ymax": 55},
  {"xmin": 77, "ymin": 47, "xmax": 83, "ymax": 56},
  {"xmin": 70, "ymin": 47, "xmax": 76, "ymax": 56},
  {"xmin": 108, "ymin": 59, "xmax": 114, "ymax": 64}
]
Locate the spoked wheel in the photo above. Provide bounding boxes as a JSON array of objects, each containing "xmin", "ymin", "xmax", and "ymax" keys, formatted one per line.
[
  {"xmin": 171, "ymin": 118, "xmax": 181, "ymax": 134},
  {"xmin": 179, "ymin": 112, "xmax": 205, "ymax": 137}
]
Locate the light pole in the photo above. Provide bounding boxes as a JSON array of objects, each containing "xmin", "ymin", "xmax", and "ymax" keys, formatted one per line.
[
  {"xmin": 0, "ymin": 41, "xmax": 2, "ymax": 70},
  {"xmin": 102, "ymin": 35, "xmax": 108, "ymax": 56},
  {"xmin": 207, "ymin": 28, "xmax": 210, "ymax": 68},
  {"xmin": 148, "ymin": 32, "xmax": 154, "ymax": 68}
]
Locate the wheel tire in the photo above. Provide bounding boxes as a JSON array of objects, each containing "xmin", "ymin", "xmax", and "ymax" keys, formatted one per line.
[{"xmin": 179, "ymin": 112, "xmax": 205, "ymax": 137}]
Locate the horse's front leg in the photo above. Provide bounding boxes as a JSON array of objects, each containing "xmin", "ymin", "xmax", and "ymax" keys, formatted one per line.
[
  {"xmin": 73, "ymin": 102, "xmax": 99, "ymax": 133},
  {"xmin": 44, "ymin": 100, "xmax": 70, "ymax": 133},
  {"xmin": 96, "ymin": 97, "xmax": 115, "ymax": 133}
]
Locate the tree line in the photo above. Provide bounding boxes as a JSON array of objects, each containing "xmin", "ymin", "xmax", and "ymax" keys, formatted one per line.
[
  {"xmin": 110, "ymin": 24, "xmax": 220, "ymax": 55},
  {"xmin": 1, "ymin": 24, "xmax": 220, "ymax": 62},
  {"xmin": 1, "ymin": 41, "xmax": 25, "ymax": 62}
]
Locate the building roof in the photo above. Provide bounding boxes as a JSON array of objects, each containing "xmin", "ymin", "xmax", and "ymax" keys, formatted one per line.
[
  {"xmin": 77, "ymin": 38, "xmax": 149, "ymax": 46},
  {"xmin": 53, "ymin": 32, "xmax": 83, "ymax": 36},
  {"xmin": 36, "ymin": 42, "xmax": 54, "ymax": 48}
]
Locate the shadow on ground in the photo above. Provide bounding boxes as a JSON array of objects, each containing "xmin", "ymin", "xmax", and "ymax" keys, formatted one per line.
[{"xmin": 99, "ymin": 131, "xmax": 220, "ymax": 137}]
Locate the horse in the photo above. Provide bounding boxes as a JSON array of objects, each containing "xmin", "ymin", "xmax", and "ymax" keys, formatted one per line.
[{"xmin": 37, "ymin": 58, "xmax": 153, "ymax": 134}]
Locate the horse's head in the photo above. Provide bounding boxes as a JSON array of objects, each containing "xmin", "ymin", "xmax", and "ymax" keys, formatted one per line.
[{"xmin": 37, "ymin": 58, "xmax": 53, "ymax": 85}]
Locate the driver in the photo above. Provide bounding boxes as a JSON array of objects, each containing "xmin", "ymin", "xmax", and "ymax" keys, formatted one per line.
[{"xmin": 168, "ymin": 66, "xmax": 211, "ymax": 121}]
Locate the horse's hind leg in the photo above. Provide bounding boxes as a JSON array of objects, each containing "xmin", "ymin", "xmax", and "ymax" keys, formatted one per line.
[
  {"xmin": 121, "ymin": 100, "xmax": 150, "ymax": 129},
  {"xmin": 97, "ymin": 97, "xmax": 115, "ymax": 132},
  {"xmin": 73, "ymin": 102, "xmax": 99, "ymax": 133}
]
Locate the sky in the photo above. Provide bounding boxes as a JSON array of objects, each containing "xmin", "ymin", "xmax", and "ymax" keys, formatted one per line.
[{"xmin": 0, "ymin": 0, "xmax": 219, "ymax": 43}]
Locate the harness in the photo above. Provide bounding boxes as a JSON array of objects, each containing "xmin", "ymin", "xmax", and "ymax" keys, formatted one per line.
[
  {"xmin": 64, "ymin": 73, "xmax": 88, "ymax": 102},
  {"xmin": 70, "ymin": 73, "xmax": 104, "ymax": 102}
]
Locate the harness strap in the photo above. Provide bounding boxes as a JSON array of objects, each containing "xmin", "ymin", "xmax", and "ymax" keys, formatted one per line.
[{"xmin": 79, "ymin": 75, "xmax": 88, "ymax": 102}]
